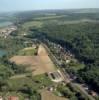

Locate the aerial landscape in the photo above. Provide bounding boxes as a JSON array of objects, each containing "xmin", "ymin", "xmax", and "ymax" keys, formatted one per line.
[{"xmin": 0, "ymin": 0, "xmax": 99, "ymax": 100}]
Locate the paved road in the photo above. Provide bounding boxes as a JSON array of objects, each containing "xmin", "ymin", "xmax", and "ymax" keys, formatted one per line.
[{"xmin": 42, "ymin": 42, "xmax": 95, "ymax": 100}]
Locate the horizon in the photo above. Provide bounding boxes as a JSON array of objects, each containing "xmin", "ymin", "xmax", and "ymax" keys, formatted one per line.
[
  {"xmin": 0, "ymin": 8, "xmax": 99, "ymax": 14},
  {"xmin": 0, "ymin": 0, "xmax": 99, "ymax": 13}
]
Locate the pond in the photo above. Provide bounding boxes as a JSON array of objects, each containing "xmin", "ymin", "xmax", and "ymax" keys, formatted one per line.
[{"xmin": 0, "ymin": 49, "xmax": 7, "ymax": 57}]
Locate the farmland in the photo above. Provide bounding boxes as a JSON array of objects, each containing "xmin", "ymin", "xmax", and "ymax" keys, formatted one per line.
[
  {"xmin": 22, "ymin": 21, "xmax": 43, "ymax": 29},
  {"xmin": 10, "ymin": 45, "xmax": 56, "ymax": 76}
]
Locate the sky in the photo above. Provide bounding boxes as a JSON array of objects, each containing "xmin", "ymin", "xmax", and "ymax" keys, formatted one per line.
[{"xmin": 0, "ymin": 0, "xmax": 98, "ymax": 12}]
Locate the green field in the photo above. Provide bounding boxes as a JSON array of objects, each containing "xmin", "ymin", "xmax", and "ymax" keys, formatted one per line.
[
  {"xmin": 17, "ymin": 21, "xmax": 43, "ymax": 36},
  {"xmin": 34, "ymin": 15, "xmax": 67, "ymax": 20},
  {"xmin": 18, "ymin": 47, "xmax": 37, "ymax": 56},
  {"xmin": 22, "ymin": 21, "xmax": 43, "ymax": 29}
]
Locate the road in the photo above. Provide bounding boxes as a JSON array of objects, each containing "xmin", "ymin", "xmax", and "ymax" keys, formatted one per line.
[{"xmin": 42, "ymin": 42, "xmax": 95, "ymax": 100}]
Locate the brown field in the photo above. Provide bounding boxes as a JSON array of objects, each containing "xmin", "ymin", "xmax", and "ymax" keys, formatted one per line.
[
  {"xmin": 41, "ymin": 90, "xmax": 68, "ymax": 100},
  {"xmin": 10, "ymin": 45, "xmax": 56, "ymax": 75}
]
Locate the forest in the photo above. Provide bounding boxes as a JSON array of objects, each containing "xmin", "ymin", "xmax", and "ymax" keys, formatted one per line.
[{"xmin": 29, "ymin": 21, "xmax": 99, "ymax": 93}]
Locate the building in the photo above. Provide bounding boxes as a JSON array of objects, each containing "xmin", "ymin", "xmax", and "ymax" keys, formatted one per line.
[
  {"xmin": 48, "ymin": 70, "xmax": 63, "ymax": 83},
  {"xmin": 8, "ymin": 96, "xmax": 19, "ymax": 100},
  {"xmin": 89, "ymin": 91, "xmax": 97, "ymax": 97}
]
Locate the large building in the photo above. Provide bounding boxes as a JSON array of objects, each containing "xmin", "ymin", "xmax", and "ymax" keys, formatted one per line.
[{"xmin": 48, "ymin": 70, "xmax": 63, "ymax": 83}]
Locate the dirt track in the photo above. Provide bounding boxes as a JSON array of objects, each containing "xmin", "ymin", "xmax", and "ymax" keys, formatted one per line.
[{"xmin": 10, "ymin": 45, "xmax": 56, "ymax": 75}]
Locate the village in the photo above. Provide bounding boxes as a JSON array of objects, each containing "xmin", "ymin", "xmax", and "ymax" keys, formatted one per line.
[
  {"xmin": 42, "ymin": 39, "xmax": 98, "ymax": 98},
  {"xmin": 0, "ymin": 26, "xmax": 17, "ymax": 38}
]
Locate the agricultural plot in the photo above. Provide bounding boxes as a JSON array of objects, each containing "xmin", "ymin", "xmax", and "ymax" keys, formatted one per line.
[
  {"xmin": 34, "ymin": 15, "xmax": 67, "ymax": 20},
  {"xmin": 10, "ymin": 45, "xmax": 56, "ymax": 76},
  {"xmin": 22, "ymin": 21, "xmax": 43, "ymax": 29}
]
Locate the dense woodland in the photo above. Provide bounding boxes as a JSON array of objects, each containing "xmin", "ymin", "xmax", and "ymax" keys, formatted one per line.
[{"xmin": 37, "ymin": 22, "xmax": 99, "ymax": 92}]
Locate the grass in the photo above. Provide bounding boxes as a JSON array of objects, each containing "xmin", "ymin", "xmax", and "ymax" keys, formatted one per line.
[
  {"xmin": 69, "ymin": 61, "xmax": 85, "ymax": 71},
  {"xmin": 7, "ymin": 74, "xmax": 53, "ymax": 91},
  {"xmin": 33, "ymin": 74, "xmax": 53, "ymax": 87},
  {"xmin": 3, "ymin": 74, "xmax": 53, "ymax": 99},
  {"xmin": 34, "ymin": 15, "xmax": 67, "ymax": 20},
  {"xmin": 18, "ymin": 47, "xmax": 37, "ymax": 56},
  {"xmin": 17, "ymin": 20, "xmax": 43, "ymax": 36},
  {"xmin": 54, "ymin": 84, "xmax": 74, "ymax": 97},
  {"xmin": 22, "ymin": 21, "xmax": 43, "ymax": 29}
]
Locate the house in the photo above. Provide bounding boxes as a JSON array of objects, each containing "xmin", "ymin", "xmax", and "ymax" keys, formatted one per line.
[
  {"xmin": 89, "ymin": 91, "xmax": 97, "ymax": 97},
  {"xmin": 47, "ymin": 87, "xmax": 54, "ymax": 92},
  {"xmin": 66, "ymin": 59, "xmax": 70, "ymax": 64},
  {"xmin": 8, "ymin": 96, "xmax": 19, "ymax": 100}
]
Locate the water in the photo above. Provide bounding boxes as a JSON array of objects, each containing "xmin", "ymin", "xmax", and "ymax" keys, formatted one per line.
[
  {"xmin": 0, "ymin": 50, "xmax": 7, "ymax": 57},
  {"xmin": 0, "ymin": 21, "xmax": 12, "ymax": 27}
]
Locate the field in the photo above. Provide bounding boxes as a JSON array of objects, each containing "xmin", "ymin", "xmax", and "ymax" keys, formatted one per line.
[
  {"xmin": 17, "ymin": 47, "xmax": 37, "ymax": 56},
  {"xmin": 10, "ymin": 45, "xmax": 56, "ymax": 76},
  {"xmin": 41, "ymin": 90, "xmax": 67, "ymax": 100},
  {"xmin": 7, "ymin": 74, "xmax": 52, "ymax": 90},
  {"xmin": 2, "ymin": 74, "xmax": 52, "ymax": 99},
  {"xmin": 22, "ymin": 21, "xmax": 43, "ymax": 29},
  {"xmin": 34, "ymin": 15, "xmax": 67, "ymax": 20}
]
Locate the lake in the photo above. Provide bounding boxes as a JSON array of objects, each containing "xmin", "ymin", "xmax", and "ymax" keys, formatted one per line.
[
  {"xmin": 0, "ymin": 21, "xmax": 12, "ymax": 28},
  {"xmin": 0, "ymin": 50, "xmax": 7, "ymax": 57}
]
